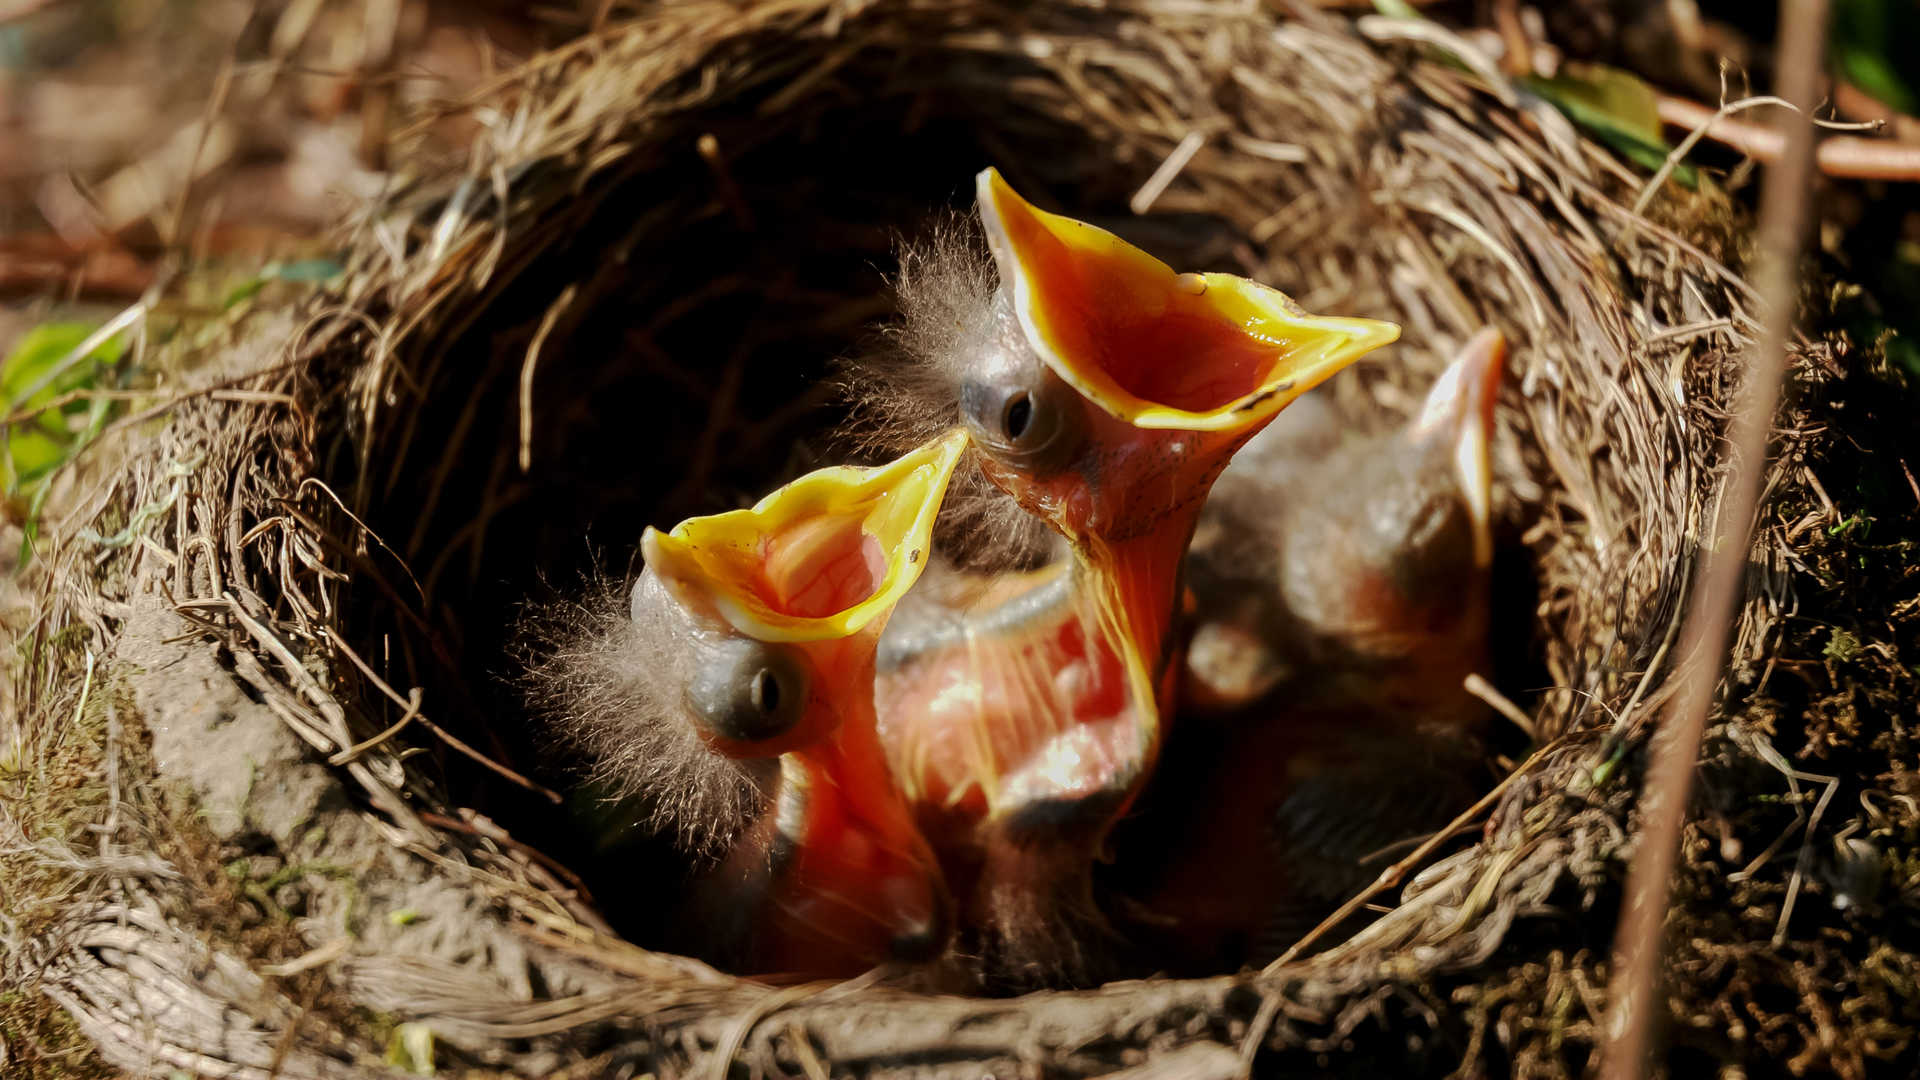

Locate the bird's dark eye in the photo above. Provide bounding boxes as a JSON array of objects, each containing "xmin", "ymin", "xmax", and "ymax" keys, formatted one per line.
[
  {"xmin": 1003, "ymin": 392, "xmax": 1033, "ymax": 441},
  {"xmin": 749, "ymin": 668, "xmax": 781, "ymax": 715},
  {"xmin": 685, "ymin": 641, "xmax": 808, "ymax": 746},
  {"xmin": 960, "ymin": 373, "xmax": 1078, "ymax": 469}
]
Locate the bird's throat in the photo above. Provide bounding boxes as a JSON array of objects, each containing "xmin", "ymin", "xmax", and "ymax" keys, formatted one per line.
[{"xmin": 1075, "ymin": 509, "xmax": 1202, "ymax": 764}]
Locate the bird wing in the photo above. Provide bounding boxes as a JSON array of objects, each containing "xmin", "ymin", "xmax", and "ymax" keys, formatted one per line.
[{"xmin": 1251, "ymin": 732, "xmax": 1481, "ymax": 962}]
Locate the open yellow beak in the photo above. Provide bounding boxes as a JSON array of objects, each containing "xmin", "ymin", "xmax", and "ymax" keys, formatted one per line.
[
  {"xmin": 975, "ymin": 167, "xmax": 1399, "ymax": 432},
  {"xmin": 642, "ymin": 430, "xmax": 968, "ymax": 643}
]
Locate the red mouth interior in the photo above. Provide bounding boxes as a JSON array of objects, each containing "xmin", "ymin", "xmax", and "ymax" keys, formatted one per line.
[
  {"xmin": 1001, "ymin": 201, "xmax": 1289, "ymax": 414},
  {"xmin": 879, "ymin": 588, "xmax": 1144, "ymax": 821},
  {"xmin": 1088, "ymin": 308, "xmax": 1289, "ymax": 413},
  {"xmin": 749, "ymin": 516, "xmax": 888, "ymax": 619}
]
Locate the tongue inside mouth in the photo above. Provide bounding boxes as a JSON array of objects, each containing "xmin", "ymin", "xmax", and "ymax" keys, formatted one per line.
[{"xmin": 755, "ymin": 517, "xmax": 889, "ymax": 619}]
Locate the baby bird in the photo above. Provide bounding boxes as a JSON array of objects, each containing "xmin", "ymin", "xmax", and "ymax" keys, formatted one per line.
[
  {"xmin": 1182, "ymin": 325, "xmax": 1507, "ymax": 723},
  {"xmin": 532, "ymin": 431, "xmax": 968, "ymax": 977},
  {"xmin": 1114, "ymin": 328, "xmax": 1508, "ymax": 973},
  {"xmin": 859, "ymin": 170, "xmax": 1399, "ymax": 987}
]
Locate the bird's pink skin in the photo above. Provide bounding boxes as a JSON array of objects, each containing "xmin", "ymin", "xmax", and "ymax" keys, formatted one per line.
[
  {"xmin": 1181, "ymin": 326, "xmax": 1507, "ymax": 720},
  {"xmin": 963, "ymin": 168, "xmax": 1397, "ymax": 797},
  {"xmin": 642, "ymin": 434, "xmax": 965, "ymax": 976}
]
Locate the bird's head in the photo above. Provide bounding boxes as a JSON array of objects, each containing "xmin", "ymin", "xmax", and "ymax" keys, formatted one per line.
[
  {"xmin": 858, "ymin": 173, "xmax": 1399, "ymax": 890},
  {"xmin": 962, "ymin": 167, "xmax": 1400, "ymax": 551},
  {"xmin": 630, "ymin": 430, "xmax": 970, "ymax": 971},
  {"xmin": 1280, "ymin": 327, "xmax": 1507, "ymax": 673},
  {"xmin": 960, "ymin": 167, "xmax": 1399, "ymax": 773}
]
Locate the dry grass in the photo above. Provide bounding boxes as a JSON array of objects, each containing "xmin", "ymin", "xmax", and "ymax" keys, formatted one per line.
[{"xmin": 2, "ymin": 1, "xmax": 1916, "ymax": 1077}]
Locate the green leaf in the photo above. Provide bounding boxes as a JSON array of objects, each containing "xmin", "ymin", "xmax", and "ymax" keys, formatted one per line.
[
  {"xmin": 3, "ymin": 321, "xmax": 129, "ymax": 561},
  {"xmin": 5, "ymin": 322, "xmax": 125, "ymax": 490},
  {"xmin": 1832, "ymin": 0, "xmax": 1920, "ymax": 116},
  {"xmin": 1524, "ymin": 63, "xmax": 1698, "ymax": 188},
  {"xmin": 221, "ymin": 256, "xmax": 346, "ymax": 310},
  {"xmin": 1827, "ymin": 512, "xmax": 1870, "ymax": 540},
  {"xmin": 270, "ymin": 256, "xmax": 346, "ymax": 283},
  {"xmin": 5, "ymin": 428, "xmax": 69, "ymax": 484},
  {"xmin": 2, "ymin": 321, "xmax": 125, "ymax": 407},
  {"xmin": 1825, "ymin": 628, "xmax": 1862, "ymax": 664},
  {"xmin": 221, "ymin": 277, "xmax": 269, "ymax": 310}
]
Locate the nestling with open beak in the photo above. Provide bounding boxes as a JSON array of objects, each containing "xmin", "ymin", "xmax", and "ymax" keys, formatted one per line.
[
  {"xmin": 527, "ymin": 432, "xmax": 968, "ymax": 977},
  {"xmin": 1112, "ymin": 328, "xmax": 1509, "ymax": 972},
  {"xmin": 852, "ymin": 170, "xmax": 1400, "ymax": 987}
]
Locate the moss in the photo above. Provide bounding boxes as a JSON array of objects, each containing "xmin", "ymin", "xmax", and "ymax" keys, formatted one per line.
[
  {"xmin": 0, "ymin": 987, "xmax": 116, "ymax": 1080},
  {"xmin": 1649, "ymin": 320, "xmax": 1920, "ymax": 1077},
  {"xmin": 0, "ymin": 650, "xmax": 374, "ymax": 1076},
  {"xmin": 1825, "ymin": 628, "xmax": 1863, "ymax": 664},
  {"xmin": 0, "ymin": 658, "xmax": 123, "ymax": 1078}
]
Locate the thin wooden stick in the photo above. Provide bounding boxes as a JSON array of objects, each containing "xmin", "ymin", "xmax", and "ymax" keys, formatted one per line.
[
  {"xmin": 324, "ymin": 628, "xmax": 564, "ymax": 804},
  {"xmin": 1600, "ymin": 2, "xmax": 1828, "ymax": 1076},
  {"xmin": 518, "ymin": 283, "xmax": 579, "ymax": 473},
  {"xmin": 1465, "ymin": 672, "xmax": 1535, "ymax": 739},
  {"xmin": 1237, "ymin": 739, "xmax": 1559, "ymax": 1071}
]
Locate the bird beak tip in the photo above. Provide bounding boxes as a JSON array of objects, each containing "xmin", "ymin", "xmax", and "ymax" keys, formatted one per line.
[
  {"xmin": 975, "ymin": 167, "xmax": 1403, "ymax": 434},
  {"xmin": 1416, "ymin": 327, "xmax": 1507, "ymax": 565}
]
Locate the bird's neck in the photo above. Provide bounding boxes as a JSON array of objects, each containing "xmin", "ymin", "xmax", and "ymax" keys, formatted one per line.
[
  {"xmin": 758, "ymin": 650, "xmax": 944, "ymax": 971},
  {"xmin": 777, "ymin": 634, "xmax": 904, "ymax": 843},
  {"xmin": 1074, "ymin": 515, "xmax": 1198, "ymax": 709},
  {"xmin": 1069, "ymin": 509, "xmax": 1203, "ymax": 786}
]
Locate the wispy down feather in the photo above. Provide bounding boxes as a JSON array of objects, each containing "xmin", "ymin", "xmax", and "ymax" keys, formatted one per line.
[
  {"xmin": 836, "ymin": 215, "xmax": 1058, "ymax": 571},
  {"xmin": 512, "ymin": 570, "xmax": 769, "ymax": 862}
]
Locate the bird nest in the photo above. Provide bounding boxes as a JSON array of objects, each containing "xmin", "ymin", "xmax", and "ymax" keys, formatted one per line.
[{"xmin": 6, "ymin": 2, "xmax": 1917, "ymax": 1077}]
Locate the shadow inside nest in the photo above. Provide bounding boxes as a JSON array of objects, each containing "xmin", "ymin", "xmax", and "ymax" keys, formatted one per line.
[{"xmin": 314, "ymin": 96, "xmax": 1549, "ymax": 985}]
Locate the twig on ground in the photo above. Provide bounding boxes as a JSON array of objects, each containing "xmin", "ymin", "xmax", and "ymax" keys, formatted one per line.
[
  {"xmin": 1260, "ymin": 740, "xmax": 1557, "ymax": 976},
  {"xmin": 1236, "ymin": 738, "xmax": 1563, "ymax": 1066}
]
